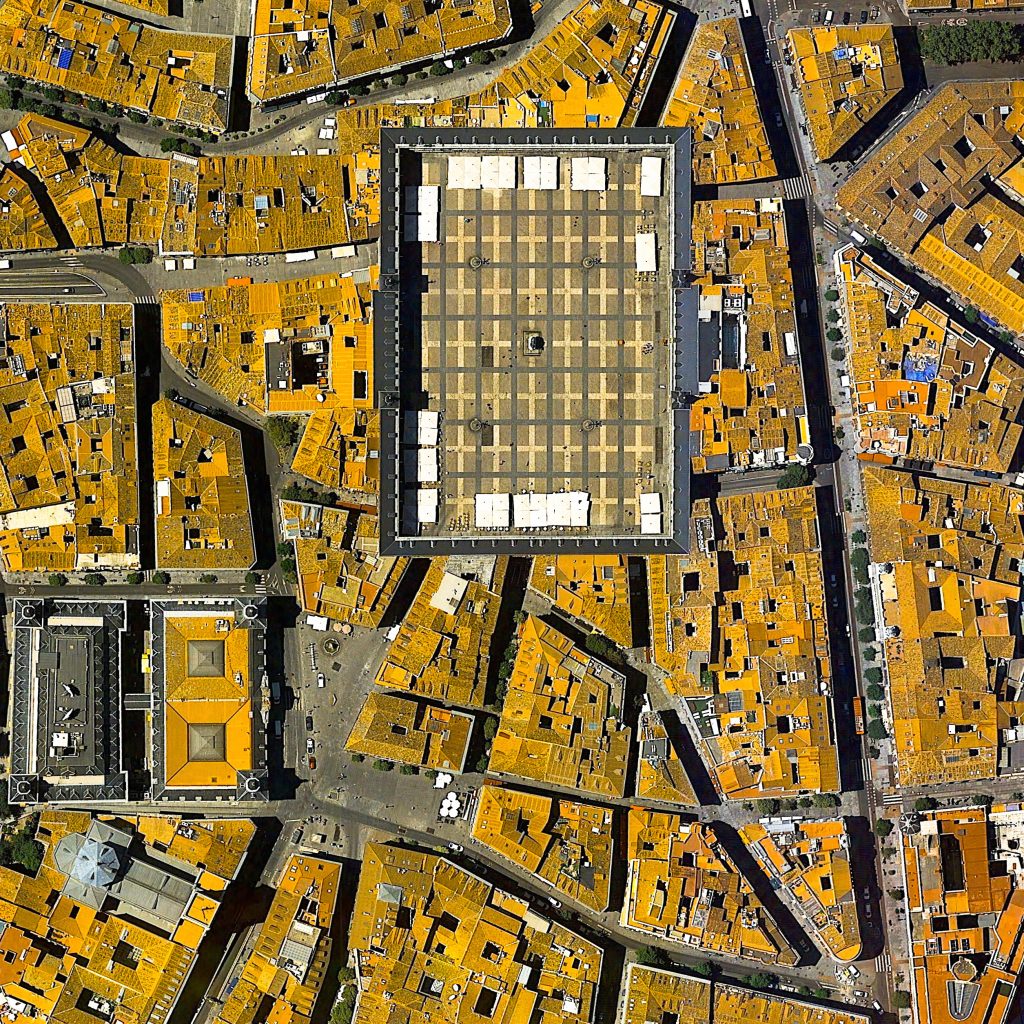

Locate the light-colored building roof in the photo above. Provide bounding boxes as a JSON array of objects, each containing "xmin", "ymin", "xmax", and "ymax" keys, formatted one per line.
[
  {"xmin": 661, "ymin": 18, "xmax": 776, "ymax": 184},
  {"xmin": 621, "ymin": 809, "xmax": 797, "ymax": 965},
  {"xmin": 287, "ymin": 502, "xmax": 409, "ymax": 628},
  {"xmin": 837, "ymin": 81, "xmax": 1024, "ymax": 335},
  {"xmin": 902, "ymin": 805, "xmax": 1024, "ymax": 1024},
  {"xmin": 374, "ymin": 557, "xmax": 505, "ymax": 708},
  {"xmin": 862, "ymin": 466, "xmax": 1024, "ymax": 786},
  {"xmin": 471, "ymin": 784, "xmax": 614, "ymax": 911},
  {"xmin": 0, "ymin": 0, "xmax": 232, "ymax": 133},
  {"xmin": 345, "ymin": 691, "xmax": 474, "ymax": 772},
  {"xmin": 788, "ymin": 26, "xmax": 903, "ymax": 160},
  {"xmin": 0, "ymin": 810, "xmax": 253, "ymax": 1024},
  {"xmin": 740, "ymin": 818, "xmax": 862, "ymax": 961},
  {"xmin": 618, "ymin": 964, "xmax": 870, "ymax": 1024},
  {"xmin": 349, "ymin": 843, "xmax": 602, "ymax": 1024},
  {"xmin": 529, "ymin": 555, "xmax": 633, "ymax": 648},
  {"xmin": 488, "ymin": 615, "xmax": 631, "ymax": 798},
  {"xmin": 152, "ymin": 398, "xmax": 255, "ymax": 570},
  {"xmin": 0, "ymin": 303, "xmax": 139, "ymax": 573},
  {"xmin": 0, "ymin": 167, "xmax": 56, "ymax": 252},
  {"xmin": 649, "ymin": 488, "xmax": 839, "ymax": 798},
  {"xmin": 690, "ymin": 199, "xmax": 810, "ymax": 472},
  {"xmin": 162, "ymin": 271, "xmax": 376, "ymax": 414},
  {"xmin": 213, "ymin": 854, "xmax": 340, "ymax": 1024},
  {"xmin": 838, "ymin": 245, "xmax": 1024, "ymax": 472},
  {"xmin": 249, "ymin": 0, "xmax": 512, "ymax": 103}
]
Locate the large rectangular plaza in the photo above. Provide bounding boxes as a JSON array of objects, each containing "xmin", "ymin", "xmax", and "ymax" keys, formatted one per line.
[{"xmin": 375, "ymin": 128, "xmax": 695, "ymax": 555}]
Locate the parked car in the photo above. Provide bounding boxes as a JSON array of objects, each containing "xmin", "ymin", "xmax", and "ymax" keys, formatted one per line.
[
  {"xmin": 812, "ymin": 8, "xmax": 821, "ymax": 21},
  {"xmin": 305, "ymin": 714, "xmax": 314, "ymax": 732},
  {"xmin": 824, "ymin": 9, "xmax": 834, "ymax": 23},
  {"xmin": 291, "ymin": 828, "xmax": 302, "ymax": 843},
  {"xmin": 316, "ymin": 672, "xmax": 325, "ymax": 688},
  {"xmin": 306, "ymin": 738, "xmax": 315, "ymax": 754},
  {"xmin": 447, "ymin": 843, "xmax": 464, "ymax": 853},
  {"xmin": 547, "ymin": 897, "xmax": 562, "ymax": 908},
  {"xmin": 308, "ymin": 755, "xmax": 317, "ymax": 770},
  {"xmin": 859, "ymin": 9, "xmax": 869, "ymax": 21}
]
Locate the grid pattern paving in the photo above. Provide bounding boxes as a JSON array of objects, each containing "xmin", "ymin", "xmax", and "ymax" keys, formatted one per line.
[{"xmin": 417, "ymin": 150, "xmax": 673, "ymax": 536}]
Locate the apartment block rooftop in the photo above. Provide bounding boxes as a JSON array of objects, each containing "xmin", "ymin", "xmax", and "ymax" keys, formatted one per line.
[
  {"xmin": 147, "ymin": 598, "xmax": 269, "ymax": 802},
  {"xmin": 9, "ymin": 599, "xmax": 128, "ymax": 805},
  {"xmin": 375, "ymin": 127, "xmax": 695, "ymax": 555},
  {"xmin": 349, "ymin": 843, "xmax": 603, "ymax": 1024}
]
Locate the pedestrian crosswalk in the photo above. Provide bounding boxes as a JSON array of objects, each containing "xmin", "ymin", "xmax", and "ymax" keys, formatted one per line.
[
  {"xmin": 882, "ymin": 791, "xmax": 904, "ymax": 807},
  {"xmin": 255, "ymin": 583, "xmax": 269, "ymax": 594},
  {"xmin": 135, "ymin": 294, "xmax": 159, "ymax": 304},
  {"xmin": 781, "ymin": 176, "xmax": 812, "ymax": 201}
]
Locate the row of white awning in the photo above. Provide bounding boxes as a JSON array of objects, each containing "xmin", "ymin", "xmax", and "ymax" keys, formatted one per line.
[
  {"xmin": 404, "ymin": 410, "xmax": 441, "ymax": 524},
  {"xmin": 404, "ymin": 185, "xmax": 439, "ymax": 242},
  {"xmin": 474, "ymin": 491, "xmax": 591, "ymax": 529}
]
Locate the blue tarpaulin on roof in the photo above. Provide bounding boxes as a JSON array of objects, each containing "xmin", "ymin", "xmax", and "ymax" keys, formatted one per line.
[
  {"xmin": 57, "ymin": 47, "xmax": 73, "ymax": 70},
  {"xmin": 903, "ymin": 353, "xmax": 938, "ymax": 383},
  {"xmin": 187, "ymin": 292, "xmax": 203, "ymax": 301}
]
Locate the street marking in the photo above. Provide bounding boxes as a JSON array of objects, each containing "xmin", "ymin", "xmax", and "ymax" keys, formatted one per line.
[{"xmin": 781, "ymin": 176, "xmax": 811, "ymax": 201}]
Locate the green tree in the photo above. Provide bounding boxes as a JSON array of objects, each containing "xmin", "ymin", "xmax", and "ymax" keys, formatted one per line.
[
  {"xmin": 373, "ymin": 759, "xmax": 394, "ymax": 772},
  {"xmin": 245, "ymin": 571, "xmax": 259, "ymax": 586},
  {"xmin": 826, "ymin": 308, "xmax": 841, "ymax": 323},
  {"xmin": 126, "ymin": 571, "xmax": 144, "ymax": 585},
  {"xmin": 399, "ymin": 764, "xmax": 417, "ymax": 775},
  {"xmin": 876, "ymin": 818, "xmax": 894, "ymax": 838},
  {"xmin": 914, "ymin": 796, "xmax": 937, "ymax": 812},
  {"xmin": 469, "ymin": 49, "xmax": 494, "ymax": 64},
  {"xmin": 84, "ymin": 574, "xmax": 106, "ymax": 586},
  {"xmin": 267, "ymin": 417, "xmax": 300, "ymax": 451},
  {"xmin": 918, "ymin": 21, "xmax": 1022, "ymax": 65},
  {"xmin": 888, "ymin": 887, "xmax": 906, "ymax": 901},
  {"xmin": 867, "ymin": 718, "xmax": 888, "ymax": 741},
  {"xmin": 392, "ymin": 72, "xmax": 408, "ymax": 86},
  {"xmin": 745, "ymin": 972, "xmax": 776, "ymax": 990},
  {"xmin": 199, "ymin": 573, "xmax": 218, "ymax": 584},
  {"xmin": 634, "ymin": 946, "xmax": 670, "ymax": 968},
  {"xmin": 428, "ymin": 61, "xmax": 452, "ymax": 77},
  {"xmin": 858, "ymin": 627, "xmax": 876, "ymax": 643},
  {"xmin": 280, "ymin": 556, "xmax": 298, "ymax": 584},
  {"xmin": 152, "ymin": 570, "xmax": 171, "ymax": 585},
  {"xmin": 825, "ymin": 327, "xmax": 843, "ymax": 343},
  {"xmin": 690, "ymin": 960, "xmax": 713, "ymax": 978},
  {"xmin": 812, "ymin": 793, "xmax": 840, "ymax": 808},
  {"xmin": 866, "ymin": 682, "xmax": 885, "ymax": 701},
  {"xmin": 892, "ymin": 991, "xmax": 912, "ymax": 1011},
  {"xmin": 830, "ymin": 346, "xmax": 845, "ymax": 361},
  {"xmin": 777, "ymin": 463, "xmax": 811, "ymax": 489},
  {"xmin": 482, "ymin": 715, "xmax": 498, "ymax": 743},
  {"xmin": 349, "ymin": 83, "xmax": 369, "ymax": 96},
  {"xmin": 824, "ymin": 287, "xmax": 839, "ymax": 301},
  {"xmin": 48, "ymin": 573, "xmax": 68, "ymax": 587},
  {"xmin": 865, "ymin": 667, "xmax": 883, "ymax": 685},
  {"xmin": 851, "ymin": 529, "xmax": 866, "ymax": 544},
  {"xmin": 756, "ymin": 797, "xmax": 781, "ymax": 815}
]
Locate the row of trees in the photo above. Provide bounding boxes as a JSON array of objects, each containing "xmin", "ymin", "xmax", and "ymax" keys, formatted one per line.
[{"xmin": 918, "ymin": 21, "xmax": 1022, "ymax": 64}]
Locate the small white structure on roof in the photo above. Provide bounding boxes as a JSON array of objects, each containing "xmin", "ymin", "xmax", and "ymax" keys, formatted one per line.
[
  {"xmin": 522, "ymin": 155, "xmax": 559, "ymax": 190},
  {"xmin": 635, "ymin": 232, "xmax": 658, "ymax": 272},
  {"xmin": 475, "ymin": 493, "xmax": 511, "ymax": 529},
  {"xmin": 640, "ymin": 156, "xmax": 663, "ymax": 197},
  {"xmin": 404, "ymin": 185, "xmax": 440, "ymax": 242},
  {"xmin": 447, "ymin": 154, "xmax": 482, "ymax": 190},
  {"xmin": 570, "ymin": 156, "xmax": 607, "ymax": 191},
  {"xmin": 417, "ymin": 488, "xmax": 439, "ymax": 524},
  {"xmin": 511, "ymin": 491, "xmax": 591, "ymax": 529},
  {"xmin": 418, "ymin": 410, "xmax": 440, "ymax": 446},
  {"xmin": 481, "ymin": 154, "xmax": 517, "ymax": 189},
  {"xmin": 417, "ymin": 448, "xmax": 439, "ymax": 484},
  {"xmin": 429, "ymin": 572, "xmax": 469, "ymax": 614}
]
